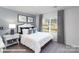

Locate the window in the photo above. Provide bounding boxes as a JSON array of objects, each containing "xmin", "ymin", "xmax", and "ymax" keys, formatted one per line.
[
  {"xmin": 51, "ymin": 19, "xmax": 58, "ymax": 32},
  {"xmin": 42, "ymin": 18, "xmax": 58, "ymax": 32},
  {"xmin": 42, "ymin": 19, "xmax": 49, "ymax": 32}
]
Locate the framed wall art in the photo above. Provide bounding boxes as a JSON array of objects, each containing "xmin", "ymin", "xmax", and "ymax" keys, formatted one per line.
[
  {"xmin": 28, "ymin": 17, "xmax": 34, "ymax": 23},
  {"xmin": 18, "ymin": 15, "xmax": 27, "ymax": 23}
]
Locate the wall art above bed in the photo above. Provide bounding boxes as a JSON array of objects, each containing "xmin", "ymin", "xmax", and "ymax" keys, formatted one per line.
[
  {"xmin": 27, "ymin": 17, "xmax": 34, "ymax": 23},
  {"xmin": 18, "ymin": 14, "xmax": 27, "ymax": 23}
]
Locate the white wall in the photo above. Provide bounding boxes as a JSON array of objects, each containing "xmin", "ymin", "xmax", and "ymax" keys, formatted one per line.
[
  {"xmin": 43, "ymin": 11, "xmax": 57, "ymax": 20},
  {"xmin": 43, "ymin": 11, "xmax": 58, "ymax": 41},
  {"xmin": 64, "ymin": 7, "xmax": 79, "ymax": 47},
  {"xmin": 0, "ymin": 7, "xmax": 36, "ymax": 35}
]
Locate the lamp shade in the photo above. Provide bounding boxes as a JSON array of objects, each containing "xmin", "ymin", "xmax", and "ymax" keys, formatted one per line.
[{"xmin": 9, "ymin": 24, "xmax": 16, "ymax": 29}]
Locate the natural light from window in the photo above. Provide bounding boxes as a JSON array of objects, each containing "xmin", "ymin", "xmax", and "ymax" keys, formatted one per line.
[{"xmin": 42, "ymin": 18, "xmax": 58, "ymax": 33}]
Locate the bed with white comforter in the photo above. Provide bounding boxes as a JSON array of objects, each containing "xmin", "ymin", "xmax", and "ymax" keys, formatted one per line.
[{"xmin": 21, "ymin": 32, "xmax": 53, "ymax": 53}]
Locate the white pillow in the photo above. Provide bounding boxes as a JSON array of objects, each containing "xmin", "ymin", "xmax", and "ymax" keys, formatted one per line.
[
  {"xmin": 29, "ymin": 28, "xmax": 33, "ymax": 33},
  {"xmin": 0, "ymin": 36, "xmax": 5, "ymax": 48},
  {"xmin": 22, "ymin": 29, "xmax": 29, "ymax": 34}
]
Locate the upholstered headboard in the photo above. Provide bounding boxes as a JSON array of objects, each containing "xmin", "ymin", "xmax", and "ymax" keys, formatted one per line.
[{"xmin": 17, "ymin": 23, "xmax": 34, "ymax": 34}]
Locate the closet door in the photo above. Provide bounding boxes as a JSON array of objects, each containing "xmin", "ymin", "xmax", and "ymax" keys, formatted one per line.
[{"xmin": 57, "ymin": 10, "xmax": 65, "ymax": 44}]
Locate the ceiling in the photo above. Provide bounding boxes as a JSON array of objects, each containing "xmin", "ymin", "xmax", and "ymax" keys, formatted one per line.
[{"xmin": 1, "ymin": 6, "xmax": 73, "ymax": 15}]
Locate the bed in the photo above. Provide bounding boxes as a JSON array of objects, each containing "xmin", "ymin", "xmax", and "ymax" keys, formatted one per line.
[{"xmin": 21, "ymin": 32, "xmax": 53, "ymax": 53}]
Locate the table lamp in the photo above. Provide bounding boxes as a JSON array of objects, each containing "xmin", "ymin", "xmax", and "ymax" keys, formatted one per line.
[{"xmin": 9, "ymin": 24, "xmax": 16, "ymax": 35}]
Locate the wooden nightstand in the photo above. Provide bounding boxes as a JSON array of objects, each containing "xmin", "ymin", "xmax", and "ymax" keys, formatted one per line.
[{"xmin": 3, "ymin": 34, "xmax": 19, "ymax": 47}]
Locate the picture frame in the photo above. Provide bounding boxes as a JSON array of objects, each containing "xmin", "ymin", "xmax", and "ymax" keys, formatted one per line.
[
  {"xmin": 28, "ymin": 17, "xmax": 34, "ymax": 22},
  {"xmin": 18, "ymin": 14, "xmax": 27, "ymax": 22}
]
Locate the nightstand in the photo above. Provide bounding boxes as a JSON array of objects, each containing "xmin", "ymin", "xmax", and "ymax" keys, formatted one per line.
[{"xmin": 3, "ymin": 34, "xmax": 19, "ymax": 47}]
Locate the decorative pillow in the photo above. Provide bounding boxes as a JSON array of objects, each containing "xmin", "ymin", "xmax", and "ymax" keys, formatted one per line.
[
  {"xmin": 32, "ymin": 28, "xmax": 37, "ymax": 33},
  {"xmin": 33, "ymin": 28, "xmax": 36, "ymax": 33},
  {"xmin": 29, "ymin": 28, "xmax": 33, "ymax": 34},
  {"xmin": 22, "ymin": 28, "xmax": 37, "ymax": 34},
  {"xmin": 22, "ymin": 29, "xmax": 29, "ymax": 34}
]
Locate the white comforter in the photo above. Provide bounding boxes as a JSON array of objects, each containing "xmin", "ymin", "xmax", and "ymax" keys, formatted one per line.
[{"xmin": 21, "ymin": 32, "xmax": 53, "ymax": 53}]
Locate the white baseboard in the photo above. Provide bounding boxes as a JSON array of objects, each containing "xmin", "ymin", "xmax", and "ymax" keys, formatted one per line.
[{"xmin": 66, "ymin": 43, "xmax": 79, "ymax": 48}]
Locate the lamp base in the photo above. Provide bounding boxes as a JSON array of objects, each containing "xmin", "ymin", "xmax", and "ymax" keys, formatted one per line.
[{"xmin": 10, "ymin": 29, "xmax": 14, "ymax": 35}]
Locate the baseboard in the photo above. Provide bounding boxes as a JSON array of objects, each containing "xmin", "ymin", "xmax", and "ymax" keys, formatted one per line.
[{"xmin": 66, "ymin": 43, "xmax": 79, "ymax": 48}]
